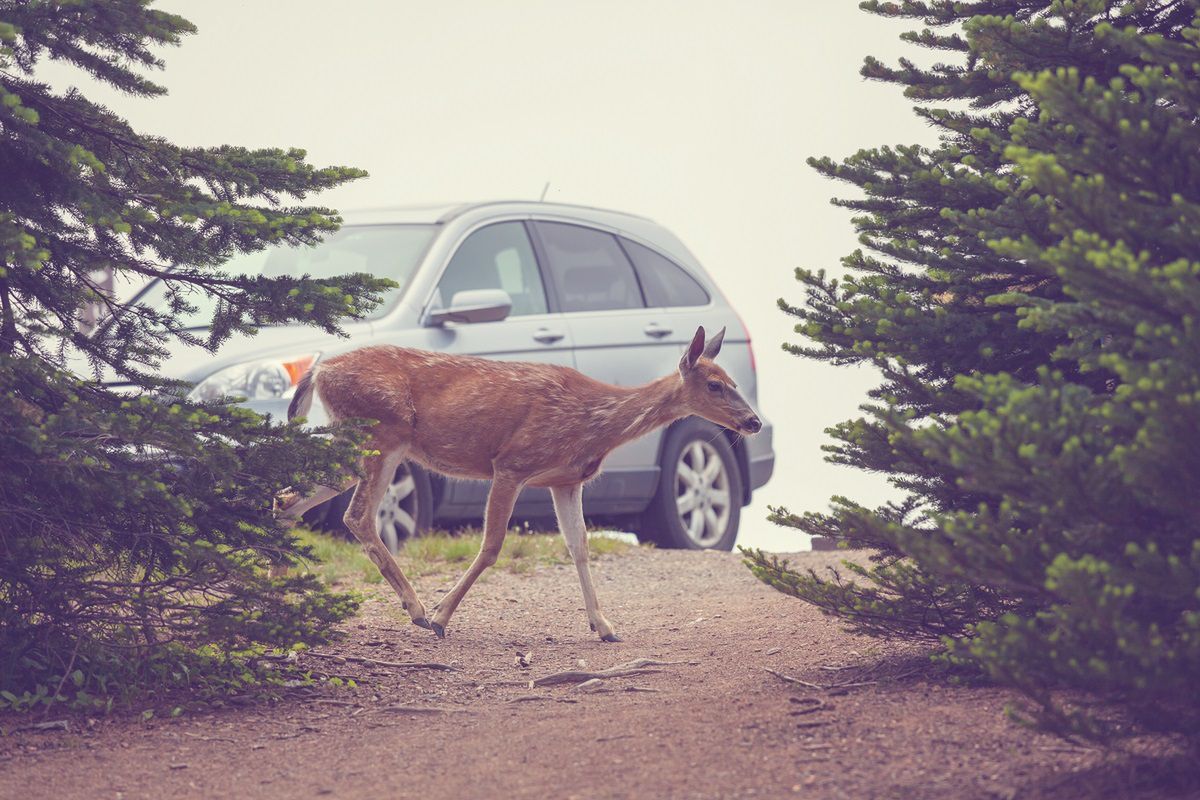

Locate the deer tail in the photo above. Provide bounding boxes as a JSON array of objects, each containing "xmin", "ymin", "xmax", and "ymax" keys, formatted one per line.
[{"xmin": 288, "ymin": 368, "xmax": 316, "ymax": 421}]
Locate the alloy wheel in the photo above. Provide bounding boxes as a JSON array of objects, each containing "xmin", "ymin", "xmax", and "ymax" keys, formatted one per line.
[
  {"xmin": 674, "ymin": 440, "xmax": 732, "ymax": 548},
  {"xmin": 376, "ymin": 464, "xmax": 420, "ymax": 553}
]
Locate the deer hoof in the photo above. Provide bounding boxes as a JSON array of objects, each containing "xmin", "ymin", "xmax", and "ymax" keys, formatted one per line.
[
  {"xmin": 412, "ymin": 617, "xmax": 433, "ymax": 631},
  {"xmin": 430, "ymin": 621, "xmax": 446, "ymax": 639},
  {"xmin": 589, "ymin": 622, "xmax": 596, "ymax": 632},
  {"xmin": 600, "ymin": 633, "xmax": 622, "ymax": 643}
]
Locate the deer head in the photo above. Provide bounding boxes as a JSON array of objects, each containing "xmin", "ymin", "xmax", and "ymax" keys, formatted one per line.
[{"xmin": 678, "ymin": 326, "xmax": 762, "ymax": 435}]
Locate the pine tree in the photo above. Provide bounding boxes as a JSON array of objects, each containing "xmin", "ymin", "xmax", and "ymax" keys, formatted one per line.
[
  {"xmin": 0, "ymin": 1, "xmax": 391, "ymax": 708},
  {"xmin": 744, "ymin": 0, "xmax": 1200, "ymax": 739}
]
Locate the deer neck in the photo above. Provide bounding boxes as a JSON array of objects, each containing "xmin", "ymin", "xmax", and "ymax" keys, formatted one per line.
[{"xmin": 592, "ymin": 374, "xmax": 687, "ymax": 449}]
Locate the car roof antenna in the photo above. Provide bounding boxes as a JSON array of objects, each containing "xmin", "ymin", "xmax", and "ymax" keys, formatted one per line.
[{"xmin": 539, "ymin": 181, "xmax": 551, "ymax": 202}]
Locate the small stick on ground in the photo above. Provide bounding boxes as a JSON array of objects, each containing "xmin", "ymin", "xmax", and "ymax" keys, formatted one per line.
[
  {"xmin": 765, "ymin": 668, "xmax": 878, "ymax": 692},
  {"xmin": 305, "ymin": 651, "xmax": 457, "ymax": 671},
  {"xmin": 532, "ymin": 658, "xmax": 689, "ymax": 688},
  {"xmin": 765, "ymin": 668, "xmax": 824, "ymax": 690},
  {"xmin": 10, "ymin": 720, "xmax": 69, "ymax": 734},
  {"xmin": 182, "ymin": 732, "xmax": 237, "ymax": 743},
  {"xmin": 374, "ymin": 705, "xmax": 474, "ymax": 714},
  {"xmin": 788, "ymin": 697, "xmax": 828, "ymax": 716}
]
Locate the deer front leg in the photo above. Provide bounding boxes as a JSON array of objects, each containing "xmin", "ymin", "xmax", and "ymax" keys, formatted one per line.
[
  {"xmin": 268, "ymin": 478, "xmax": 359, "ymax": 578},
  {"xmin": 429, "ymin": 473, "xmax": 522, "ymax": 638},
  {"xmin": 550, "ymin": 484, "xmax": 619, "ymax": 642},
  {"xmin": 343, "ymin": 450, "xmax": 430, "ymax": 629}
]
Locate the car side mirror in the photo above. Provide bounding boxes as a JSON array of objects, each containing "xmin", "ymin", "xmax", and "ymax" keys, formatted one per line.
[{"xmin": 427, "ymin": 288, "xmax": 513, "ymax": 326}]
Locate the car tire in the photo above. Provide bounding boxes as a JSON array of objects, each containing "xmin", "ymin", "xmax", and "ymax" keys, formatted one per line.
[
  {"xmin": 317, "ymin": 462, "xmax": 434, "ymax": 554},
  {"xmin": 639, "ymin": 419, "xmax": 742, "ymax": 550}
]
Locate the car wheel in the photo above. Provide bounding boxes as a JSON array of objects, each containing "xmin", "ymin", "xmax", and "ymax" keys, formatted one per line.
[
  {"xmin": 641, "ymin": 419, "xmax": 742, "ymax": 550},
  {"xmin": 319, "ymin": 462, "xmax": 434, "ymax": 554}
]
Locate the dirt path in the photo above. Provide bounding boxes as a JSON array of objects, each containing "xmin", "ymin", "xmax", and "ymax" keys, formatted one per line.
[{"xmin": 0, "ymin": 549, "xmax": 1182, "ymax": 799}]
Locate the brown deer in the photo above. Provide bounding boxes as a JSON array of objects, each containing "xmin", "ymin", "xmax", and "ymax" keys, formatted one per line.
[{"xmin": 280, "ymin": 325, "xmax": 760, "ymax": 642}]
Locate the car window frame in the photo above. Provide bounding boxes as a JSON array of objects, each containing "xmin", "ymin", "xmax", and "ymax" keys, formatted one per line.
[
  {"xmin": 419, "ymin": 218, "xmax": 564, "ymax": 322},
  {"xmin": 527, "ymin": 219, "xmax": 650, "ymax": 315},
  {"xmin": 615, "ymin": 235, "xmax": 712, "ymax": 309}
]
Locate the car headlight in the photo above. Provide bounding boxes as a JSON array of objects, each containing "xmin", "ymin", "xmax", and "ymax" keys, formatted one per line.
[{"xmin": 188, "ymin": 353, "xmax": 319, "ymax": 402}]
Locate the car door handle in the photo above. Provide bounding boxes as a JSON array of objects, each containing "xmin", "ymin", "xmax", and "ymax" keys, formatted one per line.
[
  {"xmin": 643, "ymin": 323, "xmax": 673, "ymax": 339},
  {"xmin": 533, "ymin": 328, "xmax": 565, "ymax": 344}
]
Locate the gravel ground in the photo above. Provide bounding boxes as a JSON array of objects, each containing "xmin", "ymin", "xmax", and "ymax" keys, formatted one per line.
[{"xmin": 0, "ymin": 548, "xmax": 1191, "ymax": 800}]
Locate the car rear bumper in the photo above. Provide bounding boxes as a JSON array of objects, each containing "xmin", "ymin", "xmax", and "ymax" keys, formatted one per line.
[{"xmin": 745, "ymin": 422, "xmax": 774, "ymax": 491}]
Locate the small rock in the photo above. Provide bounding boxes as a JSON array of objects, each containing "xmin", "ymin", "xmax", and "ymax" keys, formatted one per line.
[
  {"xmin": 168, "ymin": 763, "xmax": 188, "ymax": 770},
  {"xmin": 766, "ymin": 647, "xmax": 782, "ymax": 656}
]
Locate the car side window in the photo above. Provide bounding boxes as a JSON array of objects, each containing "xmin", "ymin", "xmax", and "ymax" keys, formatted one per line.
[
  {"xmin": 535, "ymin": 222, "xmax": 645, "ymax": 313},
  {"xmin": 437, "ymin": 222, "xmax": 548, "ymax": 316},
  {"xmin": 620, "ymin": 238, "xmax": 710, "ymax": 308}
]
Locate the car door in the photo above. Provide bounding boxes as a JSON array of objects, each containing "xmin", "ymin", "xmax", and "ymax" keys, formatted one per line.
[
  {"xmin": 413, "ymin": 220, "xmax": 574, "ymax": 518},
  {"xmin": 530, "ymin": 220, "xmax": 676, "ymax": 513}
]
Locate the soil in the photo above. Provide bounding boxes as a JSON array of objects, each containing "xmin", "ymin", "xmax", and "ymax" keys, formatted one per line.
[{"xmin": 0, "ymin": 548, "xmax": 1193, "ymax": 800}]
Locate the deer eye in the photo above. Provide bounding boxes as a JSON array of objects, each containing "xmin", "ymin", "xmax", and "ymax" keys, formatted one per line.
[{"xmin": 707, "ymin": 380, "xmax": 722, "ymax": 393}]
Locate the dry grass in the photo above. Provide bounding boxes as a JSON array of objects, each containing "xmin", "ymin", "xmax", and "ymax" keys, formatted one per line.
[{"xmin": 289, "ymin": 526, "xmax": 635, "ymax": 586}]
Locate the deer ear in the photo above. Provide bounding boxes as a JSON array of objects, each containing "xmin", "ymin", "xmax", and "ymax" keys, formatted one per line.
[
  {"xmin": 680, "ymin": 326, "xmax": 706, "ymax": 372},
  {"xmin": 702, "ymin": 326, "xmax": 725, "ymax": 360}
]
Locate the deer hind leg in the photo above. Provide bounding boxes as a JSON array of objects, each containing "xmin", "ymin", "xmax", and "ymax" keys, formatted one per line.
[
  {"xmin": 343, "ymin": 448, "xmax": 430, "ymax": 629},
  {"xmin": 429, "ymin": 473, "xmax": 523, "ymax": 637},
  {"xmin": 551, "ymin": 484, "xmax": 619, "ymax": 642}
]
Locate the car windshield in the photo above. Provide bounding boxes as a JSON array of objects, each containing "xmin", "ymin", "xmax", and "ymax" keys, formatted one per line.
[{"xmin": 136, "ymin": 224, "xmax": 438, "ymax": 328}]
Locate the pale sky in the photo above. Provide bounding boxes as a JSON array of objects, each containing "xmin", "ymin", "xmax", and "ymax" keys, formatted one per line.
[{"xmin": 39, "ymin": 1, "xmax": 937, "ymax": 550}]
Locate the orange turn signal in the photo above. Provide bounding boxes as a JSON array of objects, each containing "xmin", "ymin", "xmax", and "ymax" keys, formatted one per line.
[{"xmin": 283, "ymin": 355, "xmax": 315, "ymax": 386}]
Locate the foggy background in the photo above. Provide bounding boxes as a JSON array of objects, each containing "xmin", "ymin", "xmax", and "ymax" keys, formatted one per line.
[{"xmin": 40, "ymin": 1, "xmax": 937, "ymax": 550}]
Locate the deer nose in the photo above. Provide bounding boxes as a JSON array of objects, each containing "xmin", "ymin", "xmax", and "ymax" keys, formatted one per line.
[{"xmin": 742, "ymin": 416, "xmax": 762, "ymax": 434}]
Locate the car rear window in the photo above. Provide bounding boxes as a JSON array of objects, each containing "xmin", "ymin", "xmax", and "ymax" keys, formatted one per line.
[
  {"xmin": 620, "ymin": 238, "xmax": 710, "ymax": 308},
  {"xmin": 534, "ymin": 222, "xmax": 645, "ymax": 313}
]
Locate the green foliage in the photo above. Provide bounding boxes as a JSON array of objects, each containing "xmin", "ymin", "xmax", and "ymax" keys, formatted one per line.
[
  {"xmin": 746, "ymin": 0, "xmax": 1200, "ymax": 741},
  {"xmin": 290, "ymin": 526, "xmax": 635, "ymax": 586},
  {"xmin": 0, "ymin": 1, "xmax": 386, "ymax": 712}
]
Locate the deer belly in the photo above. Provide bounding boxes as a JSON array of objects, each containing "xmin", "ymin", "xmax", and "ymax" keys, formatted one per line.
[
  {"xmin": 529, "ymin": 456, "xmax": 604, "ymax": 488},
  {"xmin": 406, "ymin": 442, "xmax": 493, "ymax": 481}
]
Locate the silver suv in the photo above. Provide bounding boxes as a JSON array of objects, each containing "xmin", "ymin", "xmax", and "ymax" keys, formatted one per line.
[{"xmin": 136, "ymin": 201, "xmax": 774, "ymax": 551}]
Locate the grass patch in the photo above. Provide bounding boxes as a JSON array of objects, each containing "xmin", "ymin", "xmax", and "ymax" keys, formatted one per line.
[{"xmin": 290, "ymin": 526, "xmax": 635, "ymax": 586}]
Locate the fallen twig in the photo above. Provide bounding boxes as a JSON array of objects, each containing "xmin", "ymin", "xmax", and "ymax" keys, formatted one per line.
[
  {"xmin": 765, "ymin": 668, "xmax": 824, "ymax": 690},
  {"xmin": 508, "ymin": 695, "xmax": 554, "ymax": 704},
  {"xmin": 596, "ymin": 733, "xmax": 634, "ymax": 743},
  {"xmin": 305, "ymin": 652, "xmax": 457, "ymax": 671},
  {"xmin": 305, "ymin": 699, "xmax": 361, "ymax": 708},
  {"xmin": 182, "ymin": 732, "xmax": 236, "ymax": 743},
  {"xmin": 765, "ymin": 668, "xmax": 877, "ymax": 692},
  {"xmin": 788, "ymin": 697, "xmax": 828, "ymax": 716},
  {"xmin": 532, "ymin": 658, "xmax": 688, "ymax": 688},
  {"xmin": 374, "ymin": 705, "xmax": 473, "ymax": 714},
  {"xmin": 9, "ymin": 719, "xmax": 69, "ymax": 734}
]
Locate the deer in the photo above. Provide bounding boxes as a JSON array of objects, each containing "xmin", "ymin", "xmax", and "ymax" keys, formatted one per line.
[{"xmin": 278, "ymin": 325, "xmax": 761, "ymax": 642}]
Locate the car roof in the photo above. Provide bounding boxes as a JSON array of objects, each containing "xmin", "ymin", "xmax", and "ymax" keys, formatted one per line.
[{"xmin": 340, "ymin": 200, "xmax": 656, "ymax": 227}]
